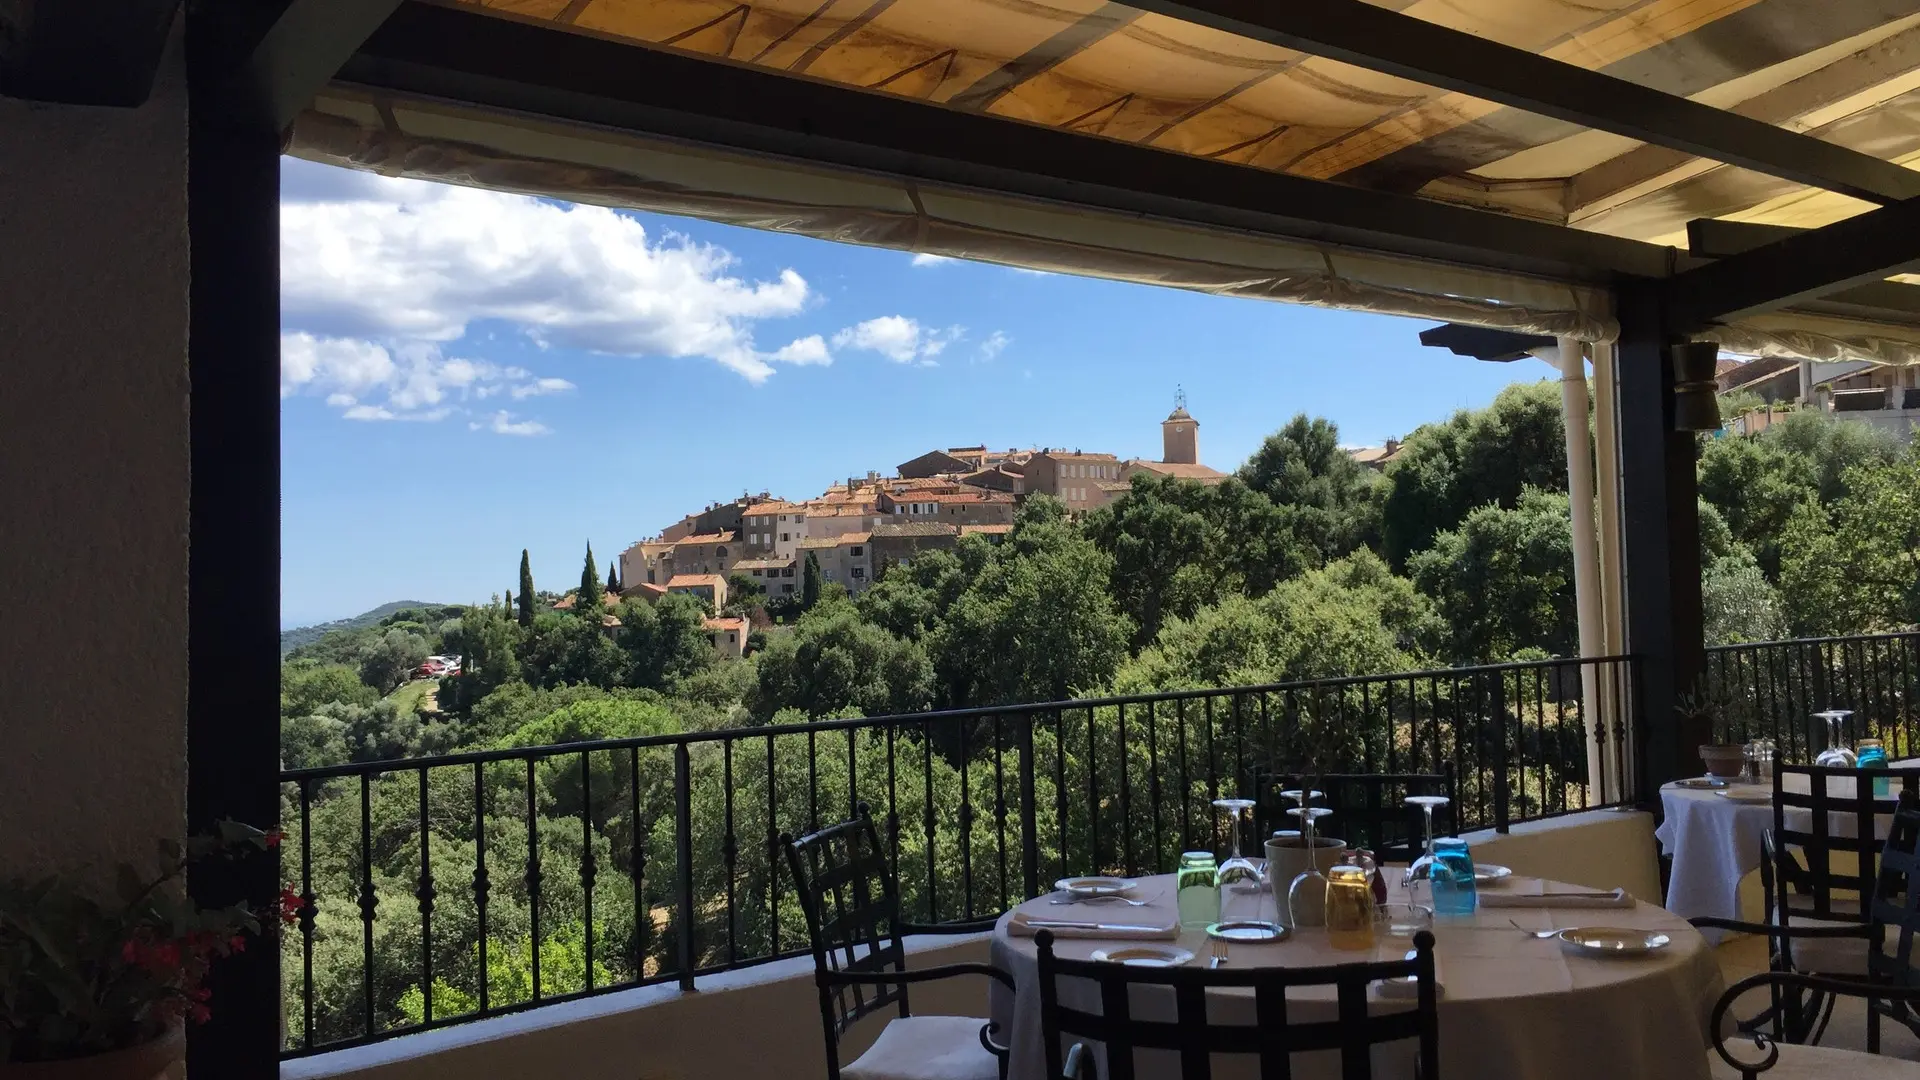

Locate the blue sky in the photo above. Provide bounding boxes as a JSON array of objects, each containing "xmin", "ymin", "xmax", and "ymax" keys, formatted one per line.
[{"xmin": 279, "ymin": 157, "xmax": 1543, "ymax": 627}]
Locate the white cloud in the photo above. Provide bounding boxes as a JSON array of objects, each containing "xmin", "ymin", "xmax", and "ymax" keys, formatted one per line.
[
  {"xmin": 280, "ymin": 164, "xmax": 814, "ymax": 384},
  {"xmin": 472, "ymin": 410, "xmax": 550, "ymax": 437},
  {"xmin": 770, "ymin": 335, "xmax": 832, "ymax": 366},
  {"xmin": 510, "ymin": 377, "xmax": 577, "ymax": 399},
  {"xmin": 977, "ymin": 331, "xmax": 1010, "ymax": 362},
  {"xmin": 281, "ymin": 331, "xmax": 566, "ymax": 429},
  {"xmin": 911, "ymin": 253, "xmax": 955, "ymax": 267},
  {"xmin": 831, "ymin": 316, "xmax": 962, "ymax": 364}
]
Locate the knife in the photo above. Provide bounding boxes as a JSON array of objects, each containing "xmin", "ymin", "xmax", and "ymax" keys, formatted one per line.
[{"xmin": 1019, "ymin": 918, "xmax": 1169, "ymax": 934}]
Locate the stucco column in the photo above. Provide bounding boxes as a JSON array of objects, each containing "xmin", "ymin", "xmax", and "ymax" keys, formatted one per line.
[{"xmin": 0, "ymin": 34, "xmax": 189, "ymax": 879}]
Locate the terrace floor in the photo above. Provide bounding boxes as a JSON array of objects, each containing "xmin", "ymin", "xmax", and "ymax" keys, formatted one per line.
[{"xmin": 1716, "ymin": 934, "xmax": 1920, "ymax": 1062}]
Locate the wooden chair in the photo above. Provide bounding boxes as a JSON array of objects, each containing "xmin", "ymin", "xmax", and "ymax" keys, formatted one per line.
[
  {"xmin": 1252, "ymin": 769, "xmax": 1454, "ymax": 864},
  {"xmin": 783, "ymin": 805, "xmax": 1013, "ymax": 1080},
  {"xmin": 1034, "ymin": 928, "xmax": 1439, "ymax": 1080}
]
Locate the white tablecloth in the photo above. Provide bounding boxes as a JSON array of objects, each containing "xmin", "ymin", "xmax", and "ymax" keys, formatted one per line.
[
  {"xmin": 988, "ymin": 873, "xmax": 1721, "ymax": 1080},
  {"xmin": 1655, "ymin": 764, "xmax": 1916, "ymax": 940}
]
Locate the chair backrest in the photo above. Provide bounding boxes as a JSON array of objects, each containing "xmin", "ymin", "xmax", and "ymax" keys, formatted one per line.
[
  {"xmin": 1252, "ymin": 770, "xmax": 1454, "ymax": 864},
  {"xmin": 1869, "ymin": 798, "xmax": 1920, "ymax": 989},
  {"xmin": 1034, "ymin": 930, "xmax": 1438, "ymax": 1080},
  {"xmin": 781, "ymin": 805, "xmax": 909, "ymax": 1050},
  {"xmin": 1772, "ymin": 765, "xmax": 1920, "ymax": 922}
]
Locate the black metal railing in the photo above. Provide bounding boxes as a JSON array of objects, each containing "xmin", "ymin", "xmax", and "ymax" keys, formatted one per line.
[
  {"xmin": 277, "ymin": 655, "xmax": 1634, "ymax": 1057},
  {"xmin": 1705, "ymin": 630, "xmax": 1920, "ymax": 760}
]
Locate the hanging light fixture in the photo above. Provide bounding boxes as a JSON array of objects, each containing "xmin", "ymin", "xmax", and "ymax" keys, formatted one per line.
[{"xmin": 1669, "ymin": 341, "xmax": 1723, "ymax": 431}]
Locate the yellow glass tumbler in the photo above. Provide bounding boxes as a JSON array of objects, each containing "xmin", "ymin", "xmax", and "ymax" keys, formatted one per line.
[{"xmin": 1326, "ymin": 865, "xmax": 1376, "ymax": 951}]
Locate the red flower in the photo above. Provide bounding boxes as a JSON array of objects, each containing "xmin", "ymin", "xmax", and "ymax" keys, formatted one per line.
[
  {"xmin": 192, "ymin": 987, "xmax": 212, "ymax": 1001},
  {"xmin": 147, "ymin": 942, "xmax": 181, "ymax": 972},
  {"xmin": 189, "ymin": 1003, "xmax": 212, "ymax": 1025},
  {"xmin": 229, "ymin": 935, "xmax": 247, "ymax": 954},
  {"xmin": 122, "ymin": 939, "xmax": 140, "ymax": 965},
  {"xmin": 278, "ymin": 886, "xmax": 303, "ymax": 924},
  {"xmin": 263, "ymin": 830, "xmax": 283, "ymax": 849}
]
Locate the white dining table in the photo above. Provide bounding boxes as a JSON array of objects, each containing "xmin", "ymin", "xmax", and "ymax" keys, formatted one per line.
[
  {"xmin": 987, "ymin": 873, "xmax": 1721, "ymax": 1080},
  {"xmin": 1654, "ymin": 761, "xmax": 1920, "ymax": 940}
]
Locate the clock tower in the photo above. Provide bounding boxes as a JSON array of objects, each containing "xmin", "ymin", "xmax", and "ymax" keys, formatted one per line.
[{"xmin": 1161, "ymin": 388, "xmax": 1198, "ymax": 465}]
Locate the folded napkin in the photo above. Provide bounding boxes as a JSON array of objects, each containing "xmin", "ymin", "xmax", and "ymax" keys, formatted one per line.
[
  {"xmin": 1478, "ymin": 886, "xmax": 1632, "ymax": 909},
  {"xmin": 1007, "ymin": 910, "xmax": 1179, "ymax": 940}
]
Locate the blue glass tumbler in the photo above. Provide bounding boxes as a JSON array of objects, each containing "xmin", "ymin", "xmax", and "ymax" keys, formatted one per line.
[{"xmin": 1430, "ymin": 838, "xmax": 1478, "ymax": 917}]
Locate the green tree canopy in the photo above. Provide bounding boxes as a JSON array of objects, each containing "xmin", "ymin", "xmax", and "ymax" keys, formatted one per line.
[
  {"xmin": 578, "ymin": 543, "xmax": 602, "ymax": 615},
  {"xmin": 1238, "ymin": 414, "xmax": 1383, "ymax": 562},
  {"xmin": 518, "ymin": 549, "xmax": 536, "ymax": 627},
  {"xmin": 749, "ymin": 593, "xmax": 933, "ymax": 719},
  {"xmin": 1408, "ymin": 487, "xmax": 1575, "ymax": 662},
  {"xmin": 615, "ymin": 594, "xmax": 714, "ymax": 690},
  {"xmin": 1780, "ymin": 445, "xmax": 1920, "ymax": 634},
  {"xmin": 801, "ymin": 551, "xmax": 823, "ymax": 611}
]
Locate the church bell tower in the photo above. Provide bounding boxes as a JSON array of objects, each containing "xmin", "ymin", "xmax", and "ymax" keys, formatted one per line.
[{"xmin": 1161, "ymin": 387, "xmax": 1198, "ymax": 465}]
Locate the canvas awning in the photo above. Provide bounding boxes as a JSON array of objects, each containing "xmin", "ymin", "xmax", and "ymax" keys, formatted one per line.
[{"xmin": 292, "ymin": 0, "xmax": 1920, "ymax": 363}]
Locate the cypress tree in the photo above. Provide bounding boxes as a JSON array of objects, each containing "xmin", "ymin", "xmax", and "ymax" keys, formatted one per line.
[
  {"xmin": 801, "ymin": 551, "xmax": 823, "ymax": 611},
  {"xmin": 580, "ymin": 543, "xmax": 601, "ymax": 614},
  {"xmin": 518, "ymin": 550, "xmax": 535, "ymax": 627},
  {"xmin": 606, "ymin": 560, "xmax": 620, "ymax": 597},
  {"xmin": 503, "ymin": 588, "xmax": 512, "ymax": 614}
]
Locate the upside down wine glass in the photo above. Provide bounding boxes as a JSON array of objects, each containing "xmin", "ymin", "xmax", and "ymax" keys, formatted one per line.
[
  {"xmin": 1286, "ymin": 804, "xmax": 1335, "ymax": 928},
  {"xmin": 1211, "ymin": 798, "xmax": 1266, "ymax": 923},
  {"xmin": 1403, "ymin": 795, "xmax": 1451, "ymax": 902},
  {"xmin": 1813, "ymin": 710, "xmax": 1857, "ymax": 768}
]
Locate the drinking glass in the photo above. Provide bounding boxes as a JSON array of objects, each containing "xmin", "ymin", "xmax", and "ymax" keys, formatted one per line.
[
  {"xmin": 1177, "ymin": 851, "xmax": 1220, "ymax": 929},
  {"xmin": 1813, "ymin": 710, "xmax": 1857, "ymax": 768},
  {"xmin": 1429, "ymin": 837, "xmax": 1478, "ymax": 916},
  {"xmin": 1326, "ymin": 864, "xmax": 1375, "ymax": 950},
  {"xmin": 1858, "ymin": 737, "xmax": 1889, "ymax": 796},
  {"xmin": 1376, "ymin": 902, "xmax": 1433, "ymax": 939},
  {"xmin": 1286, "ymin": 805, "xmax": 1335, "ymax": 928},
  {"xmin": 1403, "ymin": 794, "xmax": 1451, "ymax": 899},
  {"xmin": 1212, "ymin": 798, "xmax": 1266, "ymax": 922}
]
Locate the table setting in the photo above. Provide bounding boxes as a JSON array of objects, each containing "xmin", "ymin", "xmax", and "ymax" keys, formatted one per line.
[
  {"xmin": 989, "ymin": 795, "xmax": 1720, "ymax": 1080},
  {"xmin": 1655, "ymin": 709, "xmax": 1917, "ymax": 937}
]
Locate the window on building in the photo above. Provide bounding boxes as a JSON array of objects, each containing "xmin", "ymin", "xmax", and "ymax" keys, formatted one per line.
[
  {"xmin": 824, "ymin": 569, "xmax": 836, "ymax": 581},
  {"xmin": 851, "ymin": 546, "xmax": 864, "ymax": 556},
  {"xmin": 780, "ymin": 532, "xmax": 790, "ymax": 542},
  {"xmin": 728, "ymin": 633, "xmax": 737, "ymax": 644},
  {"xmin": 851, "ymin": 567, "xmax": 865, "ymax": 580},
  {"xmin": 783, "ymin": 567, "xmax": 795, "ymax": 577},
  {"xmin": 716, "ymin": 546, "xmax": 727, "ymax": 557},
  {"xmin": 782, "ymin": 583, "xmax": 794, "ymax": 594}
]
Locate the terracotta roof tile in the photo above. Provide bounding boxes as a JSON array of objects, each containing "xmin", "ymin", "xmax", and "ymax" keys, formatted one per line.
[{"xmin": 666, "ymin": 574, "xmax": 727, "ymax": 589}]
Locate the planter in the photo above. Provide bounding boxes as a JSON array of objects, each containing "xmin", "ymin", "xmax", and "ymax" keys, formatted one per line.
[
  {"xmin": 1264, "ymin": 834, "xmax": 1346, "ymax": 893},
  {"xmin": 1698, "ymin": 744, "xmax": 1745, "ymax": 780},
  {"xmin": 2, "ymin": 1028, "xmax": 184, "ymax": 1080}
]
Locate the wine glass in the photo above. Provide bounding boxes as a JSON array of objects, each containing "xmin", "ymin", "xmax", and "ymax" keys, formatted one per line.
[
  {"xmin": 1403, "ymin": 795, "xmax": 1451, "ymax": 897},
  {"xmin": 1211, "ymin": 798, "xmax": 1265, "ymax": 922},
  {"xmin": 1813, "ymin": 710, "xmax": 1857, "ymax": 768},
  {"xmin": 1285, "ymin": 805, "xmax": 1335, "ymax": 928}
]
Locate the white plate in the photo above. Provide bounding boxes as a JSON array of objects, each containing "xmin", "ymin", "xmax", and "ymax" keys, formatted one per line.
[
  {"xmin": 1716, "ymin": 787, "xmax": 1772, "ymax": 804},
  {"xmin": 1055, "ymin": 876, "xmax": 1137, "ymax": 898},
  {"xmin": 1206, "ymin": 920, "xmax": 1289, "ymax": 942},
  {"xmin": 1474, "ymin": 864, "xmax": 1513, "ymax": 883},
  {"xmin": 1089, "ymin": 944, "xmax": 1195, "ymax": 967},
  {"xmin": 1557, "ymin": 927, "xmax": 1671, "ymax": 956}
]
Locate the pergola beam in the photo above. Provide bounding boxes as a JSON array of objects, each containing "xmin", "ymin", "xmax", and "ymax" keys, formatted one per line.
[
  {"xmin": 343, "ymin": 2, "xmax": 1677, "ymax": 285},
  {"xmin": 199, "ymin": 0, "xmax": 405, "ymax": 132},
  {"xmin": 1124, "ymin": 0, "xmax": 1920, "ymax": 207},
  {"xmin": 1666, "ymin": 203, "xmax": 1920, "ymax": 331}
]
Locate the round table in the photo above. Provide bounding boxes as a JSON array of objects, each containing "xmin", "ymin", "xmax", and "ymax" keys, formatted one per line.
[
  {"xmin": 988, "ymin": 873, "xmax": 1721, "ymax": 1080},
  {"xmin": 1654, "ymin": 763, "xmax": 1918, "ymax": 937}
]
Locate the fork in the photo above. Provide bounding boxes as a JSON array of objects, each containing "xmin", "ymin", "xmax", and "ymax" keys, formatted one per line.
[
  {"xmin": 1209, "ymin": 938, "xmax": 1229, "ymax": 968},
  {"xmin": 1509, "ymin": 919, "xmax": 1561, "ymax": 939}
]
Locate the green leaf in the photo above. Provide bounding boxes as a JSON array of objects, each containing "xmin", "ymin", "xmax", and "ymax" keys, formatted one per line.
[
  {"xmin": 157, "ymin": 837, "xmax": 183, "ymax": 864},
  {"xmin": 115, "ymin": 864, "xmax": 147, "ymax": 906}
]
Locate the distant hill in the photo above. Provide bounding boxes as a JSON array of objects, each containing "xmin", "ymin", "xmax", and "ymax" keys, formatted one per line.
[{"xmin": 280, "ymin": 601, "xmax": 449, "ymax": 655}]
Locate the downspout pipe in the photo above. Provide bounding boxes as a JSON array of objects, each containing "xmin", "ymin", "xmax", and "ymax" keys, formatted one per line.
[{"xmin": 1535, "ymin": 337, "xmax": 1607, "ymax": 797}]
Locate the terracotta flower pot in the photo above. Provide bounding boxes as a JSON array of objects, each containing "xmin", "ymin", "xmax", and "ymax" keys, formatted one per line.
[{"xmin": 1, "ymin": 1028, "xmax": 184, "ymax": 1080}]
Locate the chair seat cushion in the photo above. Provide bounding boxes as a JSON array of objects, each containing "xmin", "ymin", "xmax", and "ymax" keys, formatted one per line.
[
  {"xmin": 842, "ymin": 1015, "xmax": 1001, "ymax": 1080},
  {"xmin": 1781, "ymin": 914, "xmax": 1870, "ymax": 976},
  {"xmin": 1709, "ymin": 1042, "xmax": 1920, "ymax": 1079}
]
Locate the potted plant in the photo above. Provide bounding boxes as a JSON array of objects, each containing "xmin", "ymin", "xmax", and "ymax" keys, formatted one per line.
[
  {"xmin": 0, "ymin": 821, "xmax": 296, "ymax": 1078},
  {"xmin": 1263, "ymin": 699, "xmax": 1354, "ymax": 892}
]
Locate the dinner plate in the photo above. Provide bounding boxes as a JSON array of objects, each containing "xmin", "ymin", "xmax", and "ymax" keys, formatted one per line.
[
  {"xmin": 1557, "ymin": 927, "xmax": 1671, "ymax": 956},
  {"xmin": 1715, "ymin": 787, "xmax": 1772, "ymax": 804},
  {"xmin": 1673, "ymin": 777, "xmax": 1729, "ymax": 790},
  {"xmin": 1206, "ymin": 920, "xmax": 1289, "ymax": 942},
  {"xmin": 1055, "ymin": 876, "xmax": 1137, "ymax": 898},
  {"xmin": 1089, "ymin": 944, "xmax": 1195, "ymax": 967},
  {"xmin": 1474, "ymin": 864, "xmax": 1513, "ymax": 883}
]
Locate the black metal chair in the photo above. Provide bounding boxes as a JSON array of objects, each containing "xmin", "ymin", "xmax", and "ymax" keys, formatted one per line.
[
  {"xmin": 1034, "ymin": 928, "xmax": 1439, "ymax": 1080},
  {"xmin": 1252, "ymin": 769, "xmax": 1454, "ymax": 864},
  {"xmin": 1767, "ymin": 768, "xmax": 1920, "ymax": 996},
  {"xmin": 1707, "ymin": 971, "xmax": 1920, "ymax": 1079},
  {"xmin": 1700, "ymin": 791, "xmax": 1920, "ymax": 1049},
  {"xmin": 783, "ymin": 805, "xmax": 1014, "ymax": 1080}
]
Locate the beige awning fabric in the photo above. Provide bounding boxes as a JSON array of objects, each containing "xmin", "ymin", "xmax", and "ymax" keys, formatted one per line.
[{"xmin": 291, "ymin": 0, "xmax": 1920, "ymax": 362}]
